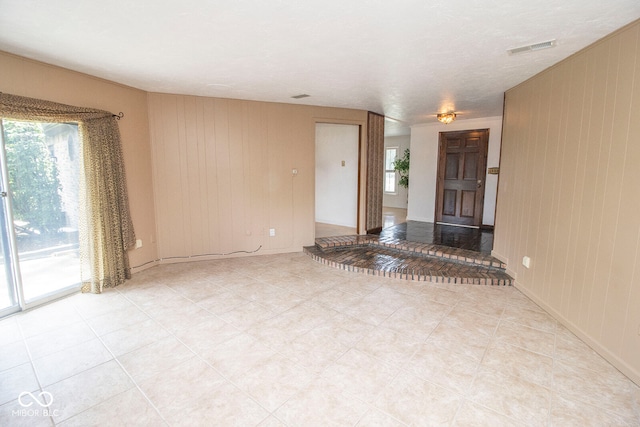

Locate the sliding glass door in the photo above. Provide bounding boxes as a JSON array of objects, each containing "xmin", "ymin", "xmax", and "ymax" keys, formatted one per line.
[{"xmin": 0, "ymin": 119, "xmax": 81, "ymax": 315}]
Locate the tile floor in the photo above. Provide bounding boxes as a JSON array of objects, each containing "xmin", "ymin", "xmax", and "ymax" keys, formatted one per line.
[{"xmin": 1, "ymin": 253, "xmax": 639, "ymax": 426}]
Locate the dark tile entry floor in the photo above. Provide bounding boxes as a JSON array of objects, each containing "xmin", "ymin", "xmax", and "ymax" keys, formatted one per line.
[{"xmin": 378, "ymin": 221, "xmax": 494, "ymax": 255}]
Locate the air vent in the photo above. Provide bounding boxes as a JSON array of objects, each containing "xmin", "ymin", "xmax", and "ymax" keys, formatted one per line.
[
  {"xmin": 291, "ymin": 94, "xmax": 310, "ymax": 99},
  {"xmin": 507, "ymin": 39, "xmax": 556, "ymax": 55}
]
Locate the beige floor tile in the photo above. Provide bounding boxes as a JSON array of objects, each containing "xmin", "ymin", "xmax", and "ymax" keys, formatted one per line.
[
  {"xmin": 481, "ymin": 340, "xmax": 554, "ymax": 388},
  {"xmin": 139, "ymin": 358, "xmax": 225, "ymax": 410},
  {"xmin": 312, "ymin": 288, "xmax": 363, "ymax": 312},
  {"xmin": 117, "ymin": 285, "xmax": 179, "ymax": 313},
  {"xmin": 230, "ymin": 279, "xmax": 283, "ymax": 301},
  {"xmin": 0, "ymin": 317, "xmax": 22, "ymax": 346},
  {"xmin": 421, "ymin": 286, "xmax": 463, "ymax": 306},
  {"xmin": 85, "ymin": 303, "xmax": 150, "ymax": 336},
  {"xmin": 57, "ymin": 387, "xmax": 165, "ymax": 427},
  {"xmin": 256, "ymin": 288, "xmax": 306, "ymax": 314},
  {"xmin": 467, "ymin": 367, "xmax": 550, "ymax": 426},
  {"xmin": 355, "ymin": 326, "xmax": 423, "ymax": 366},
  {"xmin": 552, "ymin": 359, "xmax": 638, "ymax": 416},
  {"xmin": 161, "ymin": 381, "xmax": 269, "ymax": 426},
  {"xmin": 405, "ymin": 341, "xmax": 480, "ymax": 394},
  {"xmin": 454, "ymin": 294, "xmax": 506, "ymax": 318},
  {"xmin": 232, "ymin": 353, "xmax": 313, "ymax": 411},
  {"xmin": 25, "ymin": 321, "xmax": 97, "ymax": 360},
  {"xmin": 147, "ymin": 303, "xmax": 211, "ymax": 334},
  {"xmin": 168, "ymin": 279, "xmax": 224, "ymax": 301},
  {"xmin": 46, "ymin": 360, "xmax": 134, "ymax": 423},
  {"xmin": 71, "ymin": 290, "xmax": 136, "ymax": 319},
  {"xmin": 278, "ymin": 327, "xmax": 349, "ymax": 373},
  {"xmin": 0, "ymin": 397, "xmax": 53, "ymax": 427},
  {"xmin": 507, "ymin": 289, "xmax": 545, "ymax": 313},
  {"xmin": 554, "ymin": 329, "xmax": 619, "ymax": 374},
  {"xmin": 2, "ymin": 254, "xmax": 639, "ymax": 427},
  {"xmin": 218, "ymin": 301, "xmax": 276, "ymax": 330},
  {"xmin": 426, "ymin": 322, "xmax": 491, "ymax": 362},
  {"xmin": 493, "ymin": 320, "xmax": 555, "ymax": 357},
  {"xmin": 117, "ymin": 336, "xmax": 195, "ymax": 382},
  {"xmin": 550, "ymin": 393, "xmax": 639, "ymax": 426},
  {"xmin": 17, "ymin": 298, "xmax": 82, "ymax": 338},
  {"xmin": 453, "ymin": 400, "xmax": 526, "ymax": 426},
  {"xmin": 0, "ymin": 339, "xmax": 30, "ymax": 372},
  {"xmin": 441, "ymin": 305, "xmax": 500, "ymax": 337},
  {"xmin": 174, "ymin": 316, "xmax": 240, "ymax": 355},
  {"xmin": 100, "ymin": 318, "xmax": 171, "ymax": 357},
  {"xmin": 0, "ymin": 363, "xmax": 40, "ymax": 406},
  {"xmin": 321, "ymin": 348, "xmax": 400, "ymax": 404},
  {"xmin": 380, "ymin": 302, "xmax": 448, "ymax": 339},
  {"xmin": 201, "ymin": 332, "xmax": 276, "ymax": 378},
  {"xmin": 33, "ymin": 338, "xmax": 113, "ymax": 386},
  {"xmin": 375, "ymin": 370, "xmax": 463, "ymax": 426},
  {"xmin": 310, "ymin": 312, "xmax": 374, "ymax": 347},
  {"xmin": 501, "ymin": 305, "xmax": 557, "ymax": 333},
  {"xmin": 356, "ymin": 408, "xmax": 407, "ymax": 426},
  {"xmin": 257, "ymin": 416, "xmax": 287, "ymax": 427},
  {"xmin": 274, "ymin": 375, "xmax": 369, "ymax": 426},
  {"xmin": 196, "ymin": 290, "xmax": 250, "ymax": 314}
]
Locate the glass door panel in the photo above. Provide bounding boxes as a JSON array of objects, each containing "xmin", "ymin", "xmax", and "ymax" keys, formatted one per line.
[
  {"xmin": 2, "ymin": 120, "xmax": 81, "ymax": 308},
  {"xmin": 0, "ymin": 204, "xmax": 18, "ymax": 315}
]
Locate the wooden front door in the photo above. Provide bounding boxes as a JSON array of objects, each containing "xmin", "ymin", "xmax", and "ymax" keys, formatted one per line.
[{"xmin": 435, "ymin": 129, "xmax": 489, "ymax": 227}]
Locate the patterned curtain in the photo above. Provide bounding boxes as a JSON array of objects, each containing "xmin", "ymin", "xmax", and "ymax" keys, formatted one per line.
[
  {"xmin": 0, "ymin": 92, "xmax": 136, "ymax": 293},
  {"xmin": 366, "ymin": 111, "xmax": 385, "ymax": 233}
]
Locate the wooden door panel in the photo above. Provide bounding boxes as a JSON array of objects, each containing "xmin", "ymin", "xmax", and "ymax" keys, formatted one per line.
[
  {"xmin": 443, "ymin": 189, "xmax": 457, "ymax": 216},
  {"xmin": 464, "ymin": 137, "xmax": 480, "ymax": 148},
  {"xmin": 463, "ymin": 152, "xmax": 478, "ymax": 180},
  {"xmin": 435, "ymin": 129, "xmax": 489, "ymax": 227},
  {"xmin": 461, "ymin": 191, "xmax": 476, "ymax": 218},
  {"xmin": 445, "ymin": 153, "xmax": 459, "ymax": 180}
]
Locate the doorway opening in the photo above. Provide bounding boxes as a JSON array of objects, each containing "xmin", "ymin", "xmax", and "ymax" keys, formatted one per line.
[
  {"xmin": 0, "ymin": 119, "xmax": 81, "ymax": 317},
  {"xmin": 314, "ymin": 123, "xmax": 360, "ymax": 238}
]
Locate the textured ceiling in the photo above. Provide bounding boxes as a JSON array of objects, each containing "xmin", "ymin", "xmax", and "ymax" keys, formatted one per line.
[{"xmin": 0, "ymin": 1, "xmax": 639, "ymax": 135}]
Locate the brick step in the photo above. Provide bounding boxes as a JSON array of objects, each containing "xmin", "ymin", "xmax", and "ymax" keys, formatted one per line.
[{"xmin": 305, "ymin": 236, "xmax": 512, "ymax": 286}]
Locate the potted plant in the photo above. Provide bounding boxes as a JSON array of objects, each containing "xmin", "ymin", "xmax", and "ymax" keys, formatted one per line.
[{"xmin": 393, "ymin": 148, "xmax": 410, "ymax": 188}]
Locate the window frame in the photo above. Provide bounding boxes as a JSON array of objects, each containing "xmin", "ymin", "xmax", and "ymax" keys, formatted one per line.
[{"xmin": 384, "ymin": 146, "xmax": 398, "ymax": 195}]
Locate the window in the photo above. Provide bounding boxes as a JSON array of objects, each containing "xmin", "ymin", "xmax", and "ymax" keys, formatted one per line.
[{"xmin": 384, "ymin": 147, "xmax": 398, "ymax": 194}]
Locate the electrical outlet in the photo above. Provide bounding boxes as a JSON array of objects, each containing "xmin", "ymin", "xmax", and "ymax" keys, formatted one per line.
[
  {"xmin": 269, "ymin": 228, "xmax": 276, "ymax": 237},
  {"xmin": 135, "ymin": 239, "xmax": 143, "ymax": 249},
  {"xmin": 522, "ymin": 256, "xmax": 531, "ymax": 268}
]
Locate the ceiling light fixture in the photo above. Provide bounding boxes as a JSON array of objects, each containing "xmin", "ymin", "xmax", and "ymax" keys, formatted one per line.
[{"xmin": 437, "ymin": 112, "xmax": 456, "ymax": 124}]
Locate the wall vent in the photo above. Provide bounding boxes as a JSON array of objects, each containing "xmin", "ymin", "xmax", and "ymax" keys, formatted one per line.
[{"xmin": 507, "ymin": 39, "xmax": 556, "ymax": 55}]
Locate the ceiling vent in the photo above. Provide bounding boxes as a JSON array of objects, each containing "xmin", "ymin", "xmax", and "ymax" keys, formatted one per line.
[
  {"xmin": 507, "ymin": 39, "xmax": 556, "ymax": 55},
  {"xmin": 291, "ymin": 94, "xmax": 310, "ymax": 99}
]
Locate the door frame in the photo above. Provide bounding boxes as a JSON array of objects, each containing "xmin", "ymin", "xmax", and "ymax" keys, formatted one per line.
[{"xmin": 434, "ymin": 128, "xmax": 489, "ymax": 227}]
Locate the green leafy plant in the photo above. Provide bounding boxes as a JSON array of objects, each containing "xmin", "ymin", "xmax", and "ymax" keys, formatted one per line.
[
  {"xmin": 393, "ymin": 148, "xmax": 410, "ymax": 189},
  {"xmin": 3, "ymin": 120, "xmax": 64, "ymax": 234}
]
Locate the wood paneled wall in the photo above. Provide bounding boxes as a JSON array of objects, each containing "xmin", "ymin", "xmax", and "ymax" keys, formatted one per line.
[
  {"xmin": 494, "ymin": 20, "xmax": 640, "ymax": 384},
  {"xmin": 147, "ymin": 93, "xmax": 367, "ymax": 259}
]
